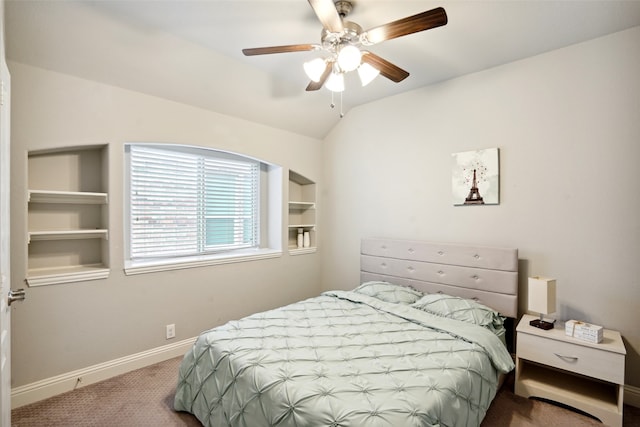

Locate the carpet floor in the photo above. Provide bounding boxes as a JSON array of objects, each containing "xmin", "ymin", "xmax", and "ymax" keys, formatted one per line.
[{"xmin": 11, "ymin": 356, "xmax": 640, "ymax": 426}]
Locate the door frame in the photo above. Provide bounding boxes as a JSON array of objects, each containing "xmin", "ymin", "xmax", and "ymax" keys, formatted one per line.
[{"xmin": 0, "ymin": 0, "xmax": 12, "ymax": 423}]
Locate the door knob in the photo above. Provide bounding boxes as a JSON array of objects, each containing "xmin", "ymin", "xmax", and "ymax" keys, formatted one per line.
[{"xmin": 8, "ymin": 289, "xmax": 26, "ymax": 306}]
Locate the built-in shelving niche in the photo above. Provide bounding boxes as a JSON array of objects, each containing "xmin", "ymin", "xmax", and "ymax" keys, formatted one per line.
[
  {"xmin": 288, "ymin": 170, "xmax": 316, "ymax": 255},
  {"xmin": 26, "ymin": 145, "xmax": 109, "ymax": 286}
]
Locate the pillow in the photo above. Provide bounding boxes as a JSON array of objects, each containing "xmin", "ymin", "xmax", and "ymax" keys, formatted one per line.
[
  {"xmin": 353, "ymin": 281, "xmax": 423, "ymax": 304},
  {"xmin": 411, "ymin": 293, "xmax": 505, "ymax": 333}
]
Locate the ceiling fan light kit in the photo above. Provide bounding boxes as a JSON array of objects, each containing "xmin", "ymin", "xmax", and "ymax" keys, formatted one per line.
[
  {"xmin": 336, "ymin": 44, "xmax": 361, "ymax": 72},
  {"xmin": 325, "ymin": 72, "xmax": 345, "ymax": 93},
  {"xmin": 303, "ymin": 57, "xmax": 328, "ymax": 82},
  {"xmin": 242, "ymin": 0, "xmax": 448, "ymax": 114},
  {"xmin": 357, "ymin": 62, "xmax": 380, "ymax": 87}
]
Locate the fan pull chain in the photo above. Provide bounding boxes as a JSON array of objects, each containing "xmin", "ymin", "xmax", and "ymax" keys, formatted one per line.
[{"xmin": 328, "ymin": 91, "xmax": 344, "ymax": 118}]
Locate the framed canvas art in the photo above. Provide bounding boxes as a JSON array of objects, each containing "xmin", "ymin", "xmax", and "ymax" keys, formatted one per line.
[{"xmin": 451, "ymin": 148, "xmax": 499, "ymax": 206}]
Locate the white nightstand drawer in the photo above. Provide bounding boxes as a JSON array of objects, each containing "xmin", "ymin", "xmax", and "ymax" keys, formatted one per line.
[{"xmin": 517, "ymin": 332, "xmax": 624, "ymax": 384}]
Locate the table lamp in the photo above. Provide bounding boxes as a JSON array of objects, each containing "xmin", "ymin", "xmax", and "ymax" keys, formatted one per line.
[{"xmin": 528, "ymin": 276, "xmax": 556, "ymax": 330}]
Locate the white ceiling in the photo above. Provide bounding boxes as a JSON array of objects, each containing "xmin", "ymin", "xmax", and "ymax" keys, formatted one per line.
[{"xmin": 6, "ymin": 1, "xmax": 640, "ymax": 139}]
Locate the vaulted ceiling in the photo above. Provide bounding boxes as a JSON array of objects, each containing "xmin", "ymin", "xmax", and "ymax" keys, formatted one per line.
[{"xmin": 6, "ymin": 1, "xmax": 640, "ymax": 139}]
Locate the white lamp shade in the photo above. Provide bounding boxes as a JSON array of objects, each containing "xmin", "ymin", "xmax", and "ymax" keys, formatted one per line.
[
  {"xmin": 528, "ymin": 276, "xmax": 556, "ymax": 315},
  {"xmin": 357, "ymin": 63, "xmax": 380, "ymax": 86},
  {"xmin": 303, "ymin": 58, "xmax": 327, "ymax": 82},
  {"xmin": 325, "ymin": 72, "xmax": 345, "ymax": 92},
  {"xmin": 337, "ymin": 45, "xmax": 362, "ymax": 72}
]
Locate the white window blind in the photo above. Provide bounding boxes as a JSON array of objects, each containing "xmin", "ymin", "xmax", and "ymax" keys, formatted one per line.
[{"xmin": 129, "ymin": 145, "xmax": 259, "ymax": 259}]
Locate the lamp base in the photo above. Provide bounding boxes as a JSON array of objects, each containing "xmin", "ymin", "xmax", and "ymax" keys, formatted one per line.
[{"xmin": 530, "ymin": 318, "xmax": 555, "ymax": 330}]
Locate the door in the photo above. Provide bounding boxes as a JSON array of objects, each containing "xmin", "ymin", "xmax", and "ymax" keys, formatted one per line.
[{"xmin": 0, "ymin": 0, "xmax": 11, "ymax": 423}]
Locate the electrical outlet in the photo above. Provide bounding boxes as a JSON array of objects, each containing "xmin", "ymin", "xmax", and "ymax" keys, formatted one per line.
[{"xmin": 166, "ymin": 324, "xmax": 176, "ymax": 339}]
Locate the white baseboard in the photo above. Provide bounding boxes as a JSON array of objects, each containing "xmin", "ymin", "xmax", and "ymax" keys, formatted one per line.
[
  {"xmin": 626, "ymin": 384, "xmax": 640, "ymax": 408},
  {"xmin": 11, "ymin": 336, "xmax": 196, "ymax": 409}
]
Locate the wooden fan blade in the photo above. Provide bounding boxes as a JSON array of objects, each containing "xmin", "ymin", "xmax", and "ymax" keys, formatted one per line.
[
  {"xmin": 242, "ymin": 44, "xmax": 316, "ymax": 56},
  {"xmin": 362, "ymin": 7, "xmax": 447, "ymax": 45},
  {"xmin": 361, "ymin": 52, "xmax": 409, "ymax": 83},
  {"xmin": 306, "ymin": 61, "xmax": 333, "ymax": 91},
  {"xmin": 308, "ymin": 0, "xmax": 344, "ymax": 33}
]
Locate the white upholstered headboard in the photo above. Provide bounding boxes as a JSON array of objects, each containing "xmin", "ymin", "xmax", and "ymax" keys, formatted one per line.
[{"xmin": 360, "ymin": 238, "xmax": 519, "ymax": 318}]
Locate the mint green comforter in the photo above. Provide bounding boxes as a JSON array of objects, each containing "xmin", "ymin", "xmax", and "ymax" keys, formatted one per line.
[{"xmin": 174, "ymin": 291, "xmax": 514, "ymax": 427}]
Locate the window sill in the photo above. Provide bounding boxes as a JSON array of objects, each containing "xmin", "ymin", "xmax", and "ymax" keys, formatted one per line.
[{"xmin": 124, "ymin": 248, "xmax": 282, "ymax": 276}]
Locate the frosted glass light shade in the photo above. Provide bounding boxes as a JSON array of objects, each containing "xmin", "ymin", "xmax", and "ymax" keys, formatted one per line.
[
  {"xmin": 303, "ymin": 58, "xmax": 326, "ymax": 82},
  {"xmin": 337, "ymin": 45, "xmax": 362, "ymax": 72},
  {"xmin": 325, "ymin": 72, "xmax": 344, "ymax": 92},
  {"xmin": 357, "ymin": 63, "xmax": 380, "ymax": 86},
  {"xmin": 528, "ymin": 276, "xmax": 556, "ymax": 315}
]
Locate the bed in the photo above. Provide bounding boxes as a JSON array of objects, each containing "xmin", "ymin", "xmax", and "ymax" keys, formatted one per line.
[{"xmin": 174, "ymin": 238, "xmax": 519, "ymax": 427}]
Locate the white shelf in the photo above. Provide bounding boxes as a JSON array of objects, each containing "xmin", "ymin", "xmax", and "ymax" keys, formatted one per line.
[
  {"xmin": 29, "ymin": 190, "xmax": 108, "ymax": 204},
  {"xmin": 517, "ymin": 362, "xmax": 619, "ymax": 411},
  {"xmin": 26, "ymin": 264, "xmax": 110, "ymax": 287},
  {"xmin": 289, "ymin": 246, "xmax": 317, "ymax": 255},
  {"xmin": 288, "ymin": 224, "xmax": 315, "ymax": 229},
  {"xmin": 289, "ymin": 201, "xmax": 315, "ymax": 209},
  {"xmin": 28, "ymin": 229, "xmax": 108, "ymax": 243}
]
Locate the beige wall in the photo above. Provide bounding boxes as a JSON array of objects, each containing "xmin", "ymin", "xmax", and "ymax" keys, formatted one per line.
[
  {"xmin": 321, "ymin": 27, "xmax": 640, "ymax": 387},
  {"xmin": 9, "ymin": 62, "xmax": 323, "ymax": 387}
]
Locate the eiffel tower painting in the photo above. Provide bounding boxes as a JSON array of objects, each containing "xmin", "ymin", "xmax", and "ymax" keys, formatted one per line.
[
  {"xmin": 464, "ymin": 169, "xmax": 484, "ymax": 205},
  {"xmin": 451, "ymin": 148, "xmax": 500, "ymax": 206}
]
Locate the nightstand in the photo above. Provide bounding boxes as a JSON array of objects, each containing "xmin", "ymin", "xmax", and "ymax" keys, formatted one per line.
[{"xmin": 515, "ymin": 314, "xmax": 626, "ymax": 427}]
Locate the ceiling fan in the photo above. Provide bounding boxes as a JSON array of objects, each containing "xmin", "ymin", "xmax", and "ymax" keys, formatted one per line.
[{"xmin": 242, "ymin": 0, "xmax": 448, "ymax": 93}]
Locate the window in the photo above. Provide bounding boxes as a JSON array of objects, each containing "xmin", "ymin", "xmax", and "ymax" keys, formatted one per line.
[{"xmin": 125, "ymin": 144, "xmax": 281, "ymax": 274}]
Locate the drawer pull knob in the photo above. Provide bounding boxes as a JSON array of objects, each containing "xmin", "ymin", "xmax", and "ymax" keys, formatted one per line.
[{"xmin": 554, "ymin": 353, "xmax": 579, "ymax": 362}]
